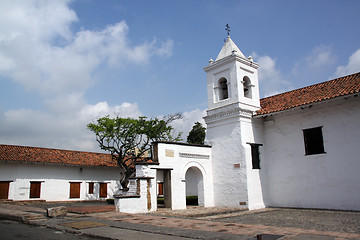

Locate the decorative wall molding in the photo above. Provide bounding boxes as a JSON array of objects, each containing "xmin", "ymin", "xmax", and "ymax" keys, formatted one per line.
[
  {"xmin": 204, "ymin": 106, "xmax": 253, "ymax": 123},
  {"xmin": 179, "ymin": 153, "xmax": 210, "ymax": 160},
  {"xmin": 240, "ymin": 66, "xmax": 254, "ymax": 74}
]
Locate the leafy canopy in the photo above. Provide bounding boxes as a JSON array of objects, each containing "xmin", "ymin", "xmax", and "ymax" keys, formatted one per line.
[
  {"xmin": 87, "ymin": 114, "xmax": 182, "ymax": 189},
  {"xmin": 187, "ymin": 122, "xmax": 206, "ymax": 145}
]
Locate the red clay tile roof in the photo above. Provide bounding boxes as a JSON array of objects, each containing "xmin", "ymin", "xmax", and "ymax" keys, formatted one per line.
[
  {"xmin": 256, "ymin": 72, "xmax": 360, "ymax": 116},
  {"xmin": 0, "ymin": 144, "xmax": 118, "ymax": 167}
]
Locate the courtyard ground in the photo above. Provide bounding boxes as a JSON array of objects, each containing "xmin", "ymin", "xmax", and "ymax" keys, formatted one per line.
[{"xmin": 0, "ymin": 201, "xmax": 359, "ymax": 239}]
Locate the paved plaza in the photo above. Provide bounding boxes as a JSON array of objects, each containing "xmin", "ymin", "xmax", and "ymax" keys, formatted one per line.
[{"xmin": 0, "ymin": 201, "xmax": 359, "ymax": 240}]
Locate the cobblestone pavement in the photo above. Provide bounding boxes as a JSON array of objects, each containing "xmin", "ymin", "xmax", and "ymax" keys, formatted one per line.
[
  {"xmin": 92, "ymin": 209, "xmax": 360, "ymax": 240},
  {"xmin": 15, "ymin": 200, "xmax": 112, "ymax": 209},
  {"xmin": 10, "ymin": 200, "xmax": 115, "ymax": 214},
  {"xmin": 199, "ymin": 208, "xmax": 360, "ymax": 234},
  {"xmin": 4, "ymin": 202, "xmax": 360, "ymax": 239}
]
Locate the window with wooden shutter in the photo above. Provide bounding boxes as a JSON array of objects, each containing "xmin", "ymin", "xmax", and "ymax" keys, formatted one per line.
[
  {"xmin": 69, "ymin": 182, "xmax": 81, "ymax": 198},
  {"xmin": 99, "ymin": 183, "xmax": 107, "ymax": 198},
  {"xmin": 30, "ymin": 181, "xmax": 41, "ymax": 198},
  {"xmin": 0, "ymin": 181, "xmax": 11, "ymax": 199},
  {"xmin": 158, "ymin": 182, "xmax": 164, "ymax": 196},
  {"xmin": 88, "ymin": 182, "xmax": 94, "ymax": 194}
]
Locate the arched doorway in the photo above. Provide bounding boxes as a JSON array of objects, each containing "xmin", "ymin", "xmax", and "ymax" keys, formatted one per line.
[{"xmin": 185, "ymin": 167, "xmax": 204, "ymax": 206}]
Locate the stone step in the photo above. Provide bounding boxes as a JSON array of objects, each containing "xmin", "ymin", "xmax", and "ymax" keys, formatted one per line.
[{"xmin": 23, "ymin": 212, "xmax": 47, "ymax": 221}]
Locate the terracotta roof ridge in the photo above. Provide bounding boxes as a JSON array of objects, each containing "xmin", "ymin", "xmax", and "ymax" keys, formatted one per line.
[
  {"xmin": 0, "ymin": 143, "xmax": 109, "ymax": 156},
  {"xmin": 260, "ymin": 71, "xmax": 360, "ymax": 101},
  {"xmin": 256, "ymin": 71, "xmax": 360, "ymax": 116}
]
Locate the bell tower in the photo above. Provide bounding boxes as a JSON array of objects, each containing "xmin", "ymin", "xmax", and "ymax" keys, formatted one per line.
[
  {"xmin": 205, "ymin": 36, "xmax": 260, "ymax": 114},
  {"xmin": 204, "ymin": 35, "xmax": 264, "ymax": 209}
]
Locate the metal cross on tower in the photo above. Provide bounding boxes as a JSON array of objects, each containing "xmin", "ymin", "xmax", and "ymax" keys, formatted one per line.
[{"xmin": 225, "ymin": 24, "xmax": 230, "ymax": 36}]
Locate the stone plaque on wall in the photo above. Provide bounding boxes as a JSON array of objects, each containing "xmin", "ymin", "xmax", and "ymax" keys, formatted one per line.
[{"xmin": 165, "ymin": 149, "xmax": 174, "ymax": 157}]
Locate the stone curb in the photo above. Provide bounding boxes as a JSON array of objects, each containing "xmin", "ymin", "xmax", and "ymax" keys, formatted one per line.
[{"xmin": 0, "ymin": 208, "xmax": 46, "ymax": 222}]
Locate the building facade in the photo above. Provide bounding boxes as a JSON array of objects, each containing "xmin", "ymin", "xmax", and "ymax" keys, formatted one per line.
[
  {"xmin": 204, "ymin": 36, "xmax": 360, "ymax": 211},
  {"xmin": 0, "ymin": 145, "xmax": 120, "ymax": 201},
  {"xmin": 1, "ymin": 37, "xmax": 359, "ymax": 212}
]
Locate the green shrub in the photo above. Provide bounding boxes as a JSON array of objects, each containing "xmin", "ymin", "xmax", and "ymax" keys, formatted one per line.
[
  {"xmin": 157, "ymin": 196, "xmax": 198, "ymax": 205},
  {"xmin": 106, "ymin": 198, "xmax": 114, "ymax": 204},
  {"xmin": 186, "ymin": 195, "xmax": 198, "ymax": 205},
  {"xmin": 157, "ymin": 197, "xmax": 164, "ymax": 204}
]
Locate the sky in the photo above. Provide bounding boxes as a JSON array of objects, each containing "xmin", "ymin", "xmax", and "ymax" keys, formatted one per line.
[{"xmin": 0, "ymin": 0, "xmax": 359, "ymax": 152}]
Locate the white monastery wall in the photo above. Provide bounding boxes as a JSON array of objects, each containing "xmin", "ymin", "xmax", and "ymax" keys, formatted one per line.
[
  {"xmin": 0, "ymin": 163, "xmax": 120, "ymax": 201},
  {"xmin": 205, "ymin": 117, "xmax": 248, "ymax": 208},
  {"xmin": 155, "ymin": 142, "xmax": 214, "ymax": 210},
  {"xmin": 242, "ymin": 117, "xmax": 266, "ymax": 210},
  {"xmin": 261, "ymin": 97, "xmax": 360, "ymax": 211}
]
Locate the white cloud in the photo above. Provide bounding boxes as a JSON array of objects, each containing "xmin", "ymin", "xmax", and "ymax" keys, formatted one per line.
[
  {"xmin": 0, "ymin": 101, "xmax": 142, "ymax": 152},
  {"xmin": 0, "ymin": 1, "xmax": 173, "ymax": 96},
  {"xmin": 0, "ymin": 0, "xmax": 175, "ymax": 151},
  {"xmin": 155, "ymin": 39, "xmax": 174, "ymax": 58},
  {"xmin": 0, "ymin": 0, "xmax": 76, "ymax": 43},
  {"xmin": 253, "ymin": 52, "xmax": 292, "ymax": 97},
  {"xmin": 0, "ymin": 103, "xmax": 206, "ymax": 151},
  {"xmin": 170, "ymin": 109, "xmax": 206, "ymax": 142},
  {"xmin": 306, "ymin": 45, "xmax": 335, "ymax": 68},
  {"xmin": 80, "ymin": 102, "xmax": 142, "ymax": 121},
  {"xmin": 334, "ymin": 48, "xmax": 360, "ymax": 77}
]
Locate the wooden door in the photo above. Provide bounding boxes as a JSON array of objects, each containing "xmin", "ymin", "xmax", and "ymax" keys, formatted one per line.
[
  {"xmin": 158, "ymin": 182, "xmax": 164, "ymax": 196},
  {"xmin": 30, "ymin": 182, "xmax": 41, "ymax": 198},
  {"xmin": 0, "ymin": 181, "xmax": 10, "ymax": 199},
  {"xmin": 88, "ymin": 182, "xmax": 94, "ymax": 194},
  {"xmin": 163, "ymin": 170, "xmax": 172, "ymax": 208},
  {"xmin": 69, "ymin": 182, "xmax": 81, "ymax": 198},
  {"xmin": 99, "ymin": 183, "xmax": 107, "ymax": 198}
]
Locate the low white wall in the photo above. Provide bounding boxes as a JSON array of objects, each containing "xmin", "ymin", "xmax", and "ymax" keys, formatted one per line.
[
  {"xmin": 261, "ymin": 97, "xmax": 360, "ymax": 211},
  {"xmin": 114, "ymin": 179, "xmax": 150, "ymax": 213},
  {"xmin": 0, "ymin": 163, "xmax": 120, "ymax": 201},
  {"xmin": 155, "ymin": 142, "xmax": 214, "ymax": 210},
  {"xmin": 114, "ymin": 164, "xmax": 157, "ymax": 213}
]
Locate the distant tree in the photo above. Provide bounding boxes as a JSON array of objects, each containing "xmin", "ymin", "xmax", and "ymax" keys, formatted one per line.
[
  {"xmin": 187, "ymin": 122, "xmax": 206, "ymax": 145},
  {"xmin": 87, "ymin": 114, "xmax": 182, "ymax": 190}
]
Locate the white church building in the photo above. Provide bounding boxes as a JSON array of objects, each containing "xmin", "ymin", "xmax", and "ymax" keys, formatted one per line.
[
  {"xmin": 202, "ymin": 36, "xmax": 360, "ymax": 211},
  {"xmin": 115, "ymin": 36, "xmax": 359, "ymax": 213},
  {"xmin": 1, "ymin": 36, "xmax": 359, "ymax": 213}
]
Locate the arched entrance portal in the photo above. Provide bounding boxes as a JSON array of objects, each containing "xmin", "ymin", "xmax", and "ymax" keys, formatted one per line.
[{"xmin": 185, "ymin": 167, "xmax": 204, "ymax": 206}]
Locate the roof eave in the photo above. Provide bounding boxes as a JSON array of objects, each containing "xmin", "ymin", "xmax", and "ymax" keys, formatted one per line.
[{"xmin": 254, "ymin": 92, "xmax": 359, "ymax": 118}]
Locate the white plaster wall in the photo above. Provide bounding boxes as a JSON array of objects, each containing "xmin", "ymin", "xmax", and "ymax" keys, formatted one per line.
[
  {"xmin": 135, "ymin": 165, "xmax": 157, "ymax": 212},
  {"xmin": 115, "ymin": 179, "xmax": 151, "ymax": 213},
  {"xmin": 0, "ymin": 163, "xmax": 120, "ymax": 201},
  {"xmin": 241, "ymin": 117, "xmax": 266, "ymax": 210},
  {"xmin": 155, "ymin": 143, "xmax": 214, "ymax": 210},
  {"xmin": 261, "ymin": 97, "xmax": 360, "ymax": 211},
  {"xmin": 205, "ymin": 117, "xmax": 248, "ymax": 208}
]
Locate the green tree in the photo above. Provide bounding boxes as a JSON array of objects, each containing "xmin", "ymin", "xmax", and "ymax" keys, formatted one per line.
[
  {"xmin": 87, "ymin": 114, "xmax": 182, "ymax": 190},
  {"xmin": 187, "ymin": 122, "xmax": 206, "ymax": 145}
]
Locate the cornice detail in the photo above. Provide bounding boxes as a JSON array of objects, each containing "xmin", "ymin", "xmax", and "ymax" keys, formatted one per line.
[{"xmin": 204, "ymin": 106, "xmax": 253, "ymax": 123}]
